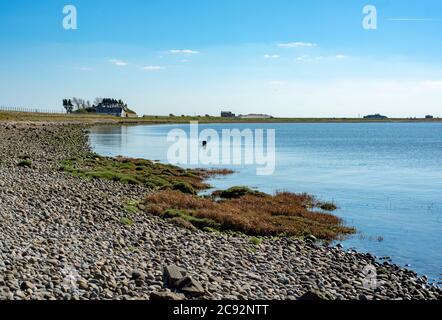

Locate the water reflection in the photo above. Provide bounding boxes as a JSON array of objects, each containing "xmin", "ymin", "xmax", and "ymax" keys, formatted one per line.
[{"xmin": 88, "ymin": 125, "xmax": 129, "ymax": 157}]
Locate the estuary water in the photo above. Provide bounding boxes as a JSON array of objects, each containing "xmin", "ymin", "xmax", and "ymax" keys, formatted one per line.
[{"xmin": 89, "ymin": 122, "xmax": 442, "ymax": 283}]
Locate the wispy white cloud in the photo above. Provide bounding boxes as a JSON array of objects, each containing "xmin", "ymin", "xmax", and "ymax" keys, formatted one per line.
[
  {"xmin": 295, "ymin": 54, "xmax": 348, "ymax": 62},
  {"xmin": 264, "ymin": 54, "xmax": 280, "ymax": 59},
  {"xmin": 109, "ymin": 59, "xmax": 128, "ymax": 67},
  {"xmin": 74, "ymin": 67, "xmax": 93, "ymax": 72},
  {"xmin": 278, "ymin": 42, "xmax": 317, "ymax": 48},
  {"xmin": 295, "ymin": 55, "xmax": 310, "ymax": 62},
  {"xmin": 141, "ymin": 65, "xmax": 166, "ymax": 71},
  {"xmin": 169, "ymin": 49, "xmax": 200, "ymax": 55}
]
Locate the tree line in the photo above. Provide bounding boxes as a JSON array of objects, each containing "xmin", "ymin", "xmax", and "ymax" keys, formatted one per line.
[{"xmin": 63, "ymin": 98, "xmax": 129, "ymax": 114}]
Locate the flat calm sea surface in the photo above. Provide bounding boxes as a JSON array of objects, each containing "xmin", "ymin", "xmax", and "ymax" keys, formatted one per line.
[{"xmin": 89, "ymin": 122, "xmax": 442, "ymax": 283}]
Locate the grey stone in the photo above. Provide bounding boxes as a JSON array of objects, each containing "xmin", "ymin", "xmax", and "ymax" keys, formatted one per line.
[
  {"xmin": 176, "ymin": 277, "xmax": 205, "ymax": 298},
  {"xmin": 20, "ymin": 281, "xmax": 35, "ymax": 291},
  {"xmin": 163, "ymin": 265, "xmax": 187, "ymax": 288},
  {"xmin": 150, "ymin": 291, "xmax": 186, "ymax": 301}
]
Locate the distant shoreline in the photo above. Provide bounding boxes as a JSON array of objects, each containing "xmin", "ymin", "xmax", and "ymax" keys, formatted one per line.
[{"xmin": 1, "ymin": 110, "xmax": 441, "ymax": 125}]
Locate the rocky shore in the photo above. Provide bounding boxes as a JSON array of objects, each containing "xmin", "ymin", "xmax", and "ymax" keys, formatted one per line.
[{"xmin": 0, "ymin": 122, "xmax": 441, "ymax": 300}]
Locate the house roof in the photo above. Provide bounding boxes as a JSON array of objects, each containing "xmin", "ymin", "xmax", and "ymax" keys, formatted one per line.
[{"xmin": 95, "ymin": 106, "xmax": 124, "ymax": 114}]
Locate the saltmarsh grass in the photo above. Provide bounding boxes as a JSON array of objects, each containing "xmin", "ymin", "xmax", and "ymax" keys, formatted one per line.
[
  {"xmin": 145, "ymin": 190, "xmax": 356, "ymax": 241},
  {"xmin": 58, "ymin": 154, "xmax": 232, "ymax": 193}
]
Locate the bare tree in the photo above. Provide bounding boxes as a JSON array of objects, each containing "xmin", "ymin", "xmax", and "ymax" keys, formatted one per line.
[
  {"xmin": 72, "ymin": 97, "xmax": 82, "ymax": 110},
  {"xmin": 94, "ymin": 97, "xmax": 104, "ymax": 106}
]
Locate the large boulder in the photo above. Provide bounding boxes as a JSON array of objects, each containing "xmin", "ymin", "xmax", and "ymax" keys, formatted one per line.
[
  {"xmin": 163, "ymin": 265, "xmax": 187, "ymax": 288},
  {"xmin": 163, "ymin": 265, "xmax": 206, "ymax": 298},
  {"xmin": 176, "ymin": 276, "xmax": 205, "ymax": 298}
]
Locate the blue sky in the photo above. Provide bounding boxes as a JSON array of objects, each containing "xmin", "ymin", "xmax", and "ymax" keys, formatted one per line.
[{"xmin": 0, "ymin": 0, "xmax": 441, "ymax": 117}]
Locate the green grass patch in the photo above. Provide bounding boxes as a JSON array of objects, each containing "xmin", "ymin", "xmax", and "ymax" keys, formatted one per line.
[
  {"xmin": 120, "ymin": 217, "xmax": 135, "ymax": 226},
  {"xmin": 163, "ymin": 209, "xmax": 221, "ymax": 230},
  {"xmin": 124, "ymin": 200, "xmax": 141, "ymax": 214},
  {"xmin": 249, "ymin": 237, "xmax": 263, "ymax": 246},
  {"xmin": 17, "ymin": 160, "xmax": 32, "ymax": 168},
  {"xmin": 171, "ymin": 181, "xmax": 196, "ymax": 195},
  {"xmin": 202, "ymin": 227, "xmax": 219, "ymax": 233},
  {"xmin": 58, "ymin": 154, "xmax": 223, "ymax": 193},
  {"xmin": 212, "ymin": 186, "xmax": 266, "ymax": 199}
]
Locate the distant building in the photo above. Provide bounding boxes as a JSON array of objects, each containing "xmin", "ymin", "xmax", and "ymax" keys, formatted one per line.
[
  {"xmin": 95, "ymin": 105, "xmax": 126, "ymax": 117},
  {"xmin": 221, "ymin": 111, "xmax": 236, "ymax": 118},
  {"xmin": 94, "ymin": 98, "xmax": 138, "ymax": 118},
  {"xmin": 363, "ymin": 114, "xmax": 388, "ymax": 119},
  {"xmin": 425, "ymin": 115, "xmax": 434, "ymax": 119},
  {"xmin": 238, "ymin": 114, "xmax": 273, "ymax": 119}
]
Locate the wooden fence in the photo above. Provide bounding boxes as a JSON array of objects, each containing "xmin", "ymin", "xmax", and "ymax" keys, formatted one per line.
[{"xmin": 0, "ymin": 105, "xmax": 65, "ymax": 114}]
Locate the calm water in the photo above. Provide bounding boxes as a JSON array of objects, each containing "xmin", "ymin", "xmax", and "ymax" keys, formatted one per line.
[{"xmin": 89, "ymin": 123, "xmax": 442, "ymax": 283}]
